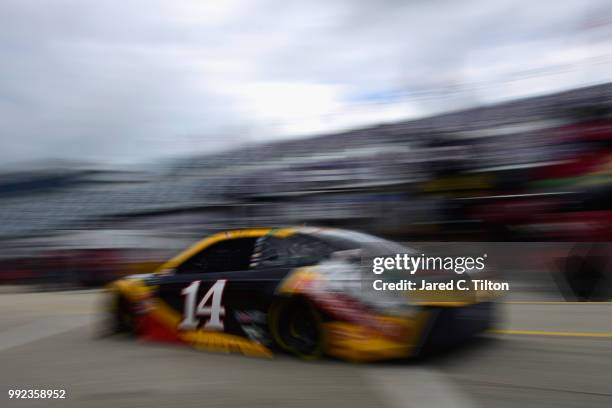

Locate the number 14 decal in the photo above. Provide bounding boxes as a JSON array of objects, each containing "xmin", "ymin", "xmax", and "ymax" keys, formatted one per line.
[{"xmin": 178, "ymin": 279, "xmax": 227, "ymax": 331}]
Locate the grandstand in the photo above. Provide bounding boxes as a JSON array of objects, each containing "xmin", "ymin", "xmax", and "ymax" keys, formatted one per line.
[{"xmin": 1, "ymin": 81, "xmax": 612, "ymax": 239}]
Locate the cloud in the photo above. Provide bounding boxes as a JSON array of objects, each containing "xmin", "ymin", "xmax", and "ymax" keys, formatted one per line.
[{"xmin": 1, "ymin": 0, "xmax": 612, "ymax": 166}]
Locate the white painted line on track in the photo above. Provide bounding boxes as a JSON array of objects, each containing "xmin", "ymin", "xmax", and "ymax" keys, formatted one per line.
[
  {"xmin": 365, "ymin": 367, "xmax": 478, "ymax": 408},
  {"xmin": 0, "ymin": 315, "xmax": 95, "ymax": 352}
]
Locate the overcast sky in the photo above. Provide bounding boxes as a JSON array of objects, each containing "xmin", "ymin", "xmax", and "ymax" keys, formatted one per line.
[{"xmin": 2, "ymin": 0, "xmax": 612, "ymax": 167}]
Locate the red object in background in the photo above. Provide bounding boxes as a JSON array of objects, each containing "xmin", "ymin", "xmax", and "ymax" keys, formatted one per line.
[
  {"xmin": 534, "ymin": 120, "xmax": 612, "ymax": 181},
  {"xmin": 523, "ymin": 210, "xmax": 612, "ymax": 241}
]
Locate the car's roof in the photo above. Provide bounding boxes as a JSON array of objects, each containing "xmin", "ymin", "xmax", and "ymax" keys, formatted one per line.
[
  {"xmin": 220, "ymin": 227, "xmax": 404, "ymax": 250},
  {"xmin": 218, "ymin": 226, "xmax": 380, "ymax": 241}
]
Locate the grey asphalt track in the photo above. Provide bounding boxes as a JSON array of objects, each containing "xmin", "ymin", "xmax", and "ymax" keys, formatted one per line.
[{"xmin": 0, "ymin": 290, "xmax": 611, "ymax": 408}]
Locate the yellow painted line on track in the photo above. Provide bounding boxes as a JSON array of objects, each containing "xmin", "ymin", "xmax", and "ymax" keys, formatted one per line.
[
  {"xmin": 491, "ymin": 329, "xmax": 612, "ymax": 339},
  {"xmin": 503, "ymin": 301, "xmax": 612, "ymax": 305}
]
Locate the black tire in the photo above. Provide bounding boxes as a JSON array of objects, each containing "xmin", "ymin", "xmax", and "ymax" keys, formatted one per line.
[{"xmin": 269, "ymin": 297, "xmax": 324, "ymax": 359}]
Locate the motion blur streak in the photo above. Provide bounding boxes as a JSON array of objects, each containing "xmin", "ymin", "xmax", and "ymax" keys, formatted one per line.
[{"xmin": 2, "ymin": 0, "xmax": 612, "ymax": 407}]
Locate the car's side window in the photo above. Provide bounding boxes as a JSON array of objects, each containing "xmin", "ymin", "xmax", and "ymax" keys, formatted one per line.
[
  {"xmin": 250, "ymin": 236, "xmax": 283, "ymax": 268},
  {"xmin": 249, "ymin": 235, "xmax": 333, "ymax": 269},
  {"xmin": 176, "ymin": 237, "xmax": 257, "ymax": 274}
]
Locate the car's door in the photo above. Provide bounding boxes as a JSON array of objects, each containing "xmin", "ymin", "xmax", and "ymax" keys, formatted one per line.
[
  {"xmin": 152, "ymin": 237, "xmax": 257, "ymax": 336},
  {"xmin": 154, "ymin": 236, "xmax": 297, "ymax": 343}
]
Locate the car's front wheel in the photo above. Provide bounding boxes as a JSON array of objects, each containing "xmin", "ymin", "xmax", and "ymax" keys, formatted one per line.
[{"xmin": 269, "ymin": 297, "xmax": 324, "ymax": 359}]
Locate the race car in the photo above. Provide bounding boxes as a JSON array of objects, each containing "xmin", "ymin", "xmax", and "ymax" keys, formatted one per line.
[{"xmin": 106, "ymin": 227, "xmax": 496, "ymax": 362}]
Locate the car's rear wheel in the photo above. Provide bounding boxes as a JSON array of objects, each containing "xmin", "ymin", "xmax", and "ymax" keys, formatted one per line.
[{"xmin": 270, "ymin": 297, "xmax": 324, "ymax": 359}]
